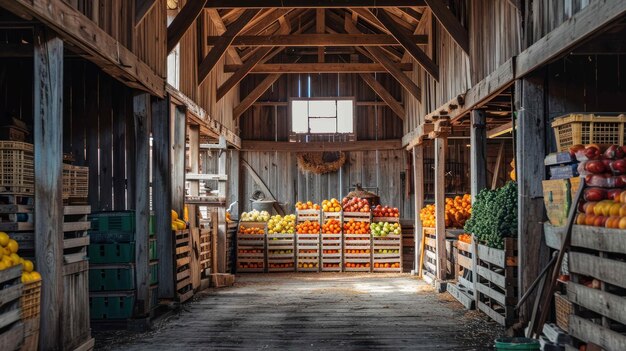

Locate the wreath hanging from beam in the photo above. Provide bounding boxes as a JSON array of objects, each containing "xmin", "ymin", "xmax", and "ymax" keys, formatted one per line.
[{"xmin": 297, "ymin": 151, "xmax": 346, "ymax": 174}]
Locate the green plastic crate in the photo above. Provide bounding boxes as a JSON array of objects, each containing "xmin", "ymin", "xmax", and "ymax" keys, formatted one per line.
[
  {"xmin": 89, "ymin": 264, "xmax": 136, "ymax": 291},
  {"xmin": 88, "ymin": 241, "xmax": 157, "ymax": 263},
  {"xmin": 89, "ymin": 211, "xmax": 135, "ymax": 234},
  {"xmin": 89, "ymin": 291, "xmax": 135, "ymax": 320}
]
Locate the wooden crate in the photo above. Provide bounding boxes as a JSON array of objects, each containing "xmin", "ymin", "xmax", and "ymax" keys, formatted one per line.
[
  {"xmin": 566, "ymin": 226, "xmax": 626, "ymax": 351},
  {"xmin": 551, "ymin": 113, "xmax": 626, "ymax": 152},
  {"xmin": 174, "ymin": 229, "xmax": 193, "ymax": 303},
  {"xmin": 199, "ymin": 227, "xmax": 211, "ymax": 272},
  {"xmin": 421, "ymin": 227, "xmax": 456, "ymax": 283},
  {"xmin": 321, "ymin": 212, "xmax": 342, "ymax": 272},
  {"xmin": 344, "ymin": 233, "xmax": 371, "ymax": 272},
  {"xmin": 475, "ymin": 238, "xmax": 518, "ymax": 326},
  {"xmin": 227, "ymin": 221, "xmax": 237, "ymax": 273},
  {"xmin": 237, "ymin": 222, "xmax": 266, "ymax": 273},
  {"xmin": 0, "ymin": 265, "xmax": 23, "ymax": 351},
  {"xmin": 267, "ymin": 233, "xmax": 295, "ymax": 272},
  {"xmin": 62, "ymin": 260, "xmax": 92, "ymax": 350},
  {"xmin": 542, "ymin": 179, "xmax": 573, "ymax": 227},
  {"xmin": 447, "ymin": 238, "xmax": 476, "ymax": 310},
  {"xmin": 401, "ymin": 221, "xmax": 415, "ymax": 273},
  {"xmin": 372, "ymin": 234, "xmax": 402, "ymax": 273},
  {"xmin": 62, "ymin": 164, "xmax": 89, "ymax": 202},
  {"xmin": 296, "ymin": 209, "xmax": 321, "ymax": 224},
  {"xmin": 0, "ymin": 141, "xmax": 34, "ymax": 195},
  {"xmin": 296, "ymin": 233, "xmax": 320, "ymax": 272},
  {"xmin": 63, "ymin": 205, "xmax": 91, "ymax": 265}
]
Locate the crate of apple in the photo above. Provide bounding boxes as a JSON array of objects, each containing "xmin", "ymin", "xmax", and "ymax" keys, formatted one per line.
[
  {"xmin": 342, "ymin": 197, "xmax": 371, "ymax": 214},
  {"xmin": 371, "ymin": 222, "xmax": 401, "ymax": 237},
  {"xmin": 372, "ymin": 205, "xmax": 400, "ymax": 221},
  {"xmin": 267, "ymin": 214, "xmax": 296, "ymax": 235}
]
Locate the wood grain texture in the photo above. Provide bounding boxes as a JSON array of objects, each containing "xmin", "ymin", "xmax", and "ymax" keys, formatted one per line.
[{"xmin": 470, "ymin": 110, "xmax": 487, "ymax": 200}]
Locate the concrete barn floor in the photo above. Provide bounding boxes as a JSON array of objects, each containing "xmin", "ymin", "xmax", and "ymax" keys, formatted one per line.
[{"xmin": 95, "ymin": 273, "xmax": 503, "ymax": 350}]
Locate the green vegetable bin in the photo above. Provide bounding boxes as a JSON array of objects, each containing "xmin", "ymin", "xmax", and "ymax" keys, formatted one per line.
[{"xmin": 494, "ymin": 338, "xmax": 540, "ymax": 350}]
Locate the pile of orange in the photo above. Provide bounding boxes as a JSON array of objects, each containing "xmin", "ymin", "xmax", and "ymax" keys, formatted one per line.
[
  {"xmin": 298, "ymin": 249, "xmax": 317, "ymax": 254},
  {"xmin": 345, "ymin": 249, "xmax": 370, "ymax": 254},
  {"xmin": 297, "ymin": 220, "xmax": 321, "ymax": 234},
  {"xmin": 322, "ymin": 218, "xmax": 341, "ymax": 234},
  {"xmin": 323, "ymin": 249, "xmax": 340, "ymax": 254},
  {"xmin": 239, "ymin": 263, "xmax": 263, "ymax": 269},
  {"xmin": 238, "ymin": 226, "xmax": 265, "ymax": 235},
  {"xmin": 343, "ymin": 219, "xmax": 369, "ymax": 234},
  {"xmin": 419, "ymin": 194, "xmax": 472, "ymax": 228},
  {"xmin": 298, "ymin": 262, "xmax": 318, "ymax": 268},
  {"xmin": 296, "ymin": 201, "xmax": 320, "ymax": 211},
  {"xmin": 269, "ymin": 263, "xmax": 293, "ymax": 269},
  {"xmin": 458, "ymin": 233, "xmax": 472, "ymax": 244},
  {"xmin": 238, "ymin": 249, "xmax": 263, "ymax": 254},
  {"xmin": 345, "ymin": 263, "xmax": 370, "ymax": 268},
  {"xmin": 322, "ymin": 199, "xmax": 342, "ymax": 212},
  {"xmin": 374, "ymin": 262, "xmax": 400, "ymax": 269},
  {"xmin": 323, "ymin": 263, "xmax": 340, "ymax": 268}
]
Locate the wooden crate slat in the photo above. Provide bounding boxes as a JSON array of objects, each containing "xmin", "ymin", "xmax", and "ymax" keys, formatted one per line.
[
  {"xmin": 569, "ymin": 252, "xmax": 626, "ymax": 289},
  {"xmin": 0, "ymin": 321, "xmax": 24, "ymax": 351},
  {"xmin": 477, "ymin": 244, "xmax": 506, "ymax": 267},
  {"xmin": 457, "ymin": 254, "xmax": 473, "ymax": 270},
  {"xmin": 458, "ymin": 276, "xmax": 473, "ymax": 290},
  {"xmin": 446, "ymin": 283, "xmax": 475, "ymax": 309},
  {"xmin": 477, "ymin": 301, "xmax": 507, "ymax": 326},
  {"xmin": 569, "ymin": 315, "xmax": 626, "ymax": 351},
  {"xmin": 456, "ymin": 240, "xmax": 473, "ymax": 253},
  {"xmin": 476, "ymin": 265, "xmax": 506, "ymax": 289},
  {"xmin": 0, "ymin": 284, "xmax": 22, "ymax": 309},
  {"xmin": 424, "ymin": 261, "xmax": 437, "ymax": 273},
  {"xmin": 568, "ymin": 282, "xmax": 626, "ymax": 326},
  {"xmin": 0, "ymin": 309, "xmax": 21, "ymax": 330},
  {"xmin": 476, "ymin": 281, "xmax": 507, "ymax": 306}
]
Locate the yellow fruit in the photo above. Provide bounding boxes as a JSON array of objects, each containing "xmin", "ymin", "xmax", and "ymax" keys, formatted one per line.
[
  {"xmin": 2, "ymin": 256, "xmax": 12, "ymax": 267},
  {"xmin": 23, "ymin": 260, "xmax": 34, "ymax": 273},
  {"xmin": 7, "ymin": 239, "xmax": 18, "ymax": 254},
  {"xmin": 30, "ymin": 271, "xmax": 41, "ymax": 281},
  {"xmin": 171, "ymin": 224, "xmax": 178, "ymax": 231},
  {"xmin": 171, "ymin": 210, "xmax": 179, "ymax": 221},
  {"xmin": 0, "ymin": 232, "xmax": 9, "ymax": 247},
  {"xmin": 0, "ymin": 261, "xmax": 6, "ymax": 270},
  {"xmin": 21, "ymin": 272, "xmax": 31, "ymax": 283},
  {"xmin": 9, "ymin": 253, "xmax": 20, "ymax": 266}
]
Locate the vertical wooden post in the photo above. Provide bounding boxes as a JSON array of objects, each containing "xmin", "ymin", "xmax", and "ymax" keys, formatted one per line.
[
  {"xmin": 133, "ymin": 93, "xmax": 151, "ymax": 317},
  {"xmin": 515, "ymin": 74, "xmax": 548, "ymax": 323},
  {"xmin": 187, "ymin": 124, "xmax": 200, "ymax": 288},
  {"xmin": 171, "ymin": 105, "xmax": 186, "ymax": 215},
  {"xmin": 217, "ymin": 146, "xmax": 228, "ymax": 273},
  {"xmin": 412, "ymin": 145, "xmax": 424, "ymax": 274},
  {"xmin": 434, "ymin": 136, "xmax": 447, "ymax": 282},
  {"xmin": 152, "ymin": 97, "xmax": 174, "ymax": 299},
  {"xmin": 34, "ymin": 27, "xmax": 64, "ymax": 351},
  {"xmin": 470, "ymin": 110, "xmax": 487, "ymax": 201}
]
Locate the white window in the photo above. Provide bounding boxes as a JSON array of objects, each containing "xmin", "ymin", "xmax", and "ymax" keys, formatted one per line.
[{"xmin": 290, "ymin": 98, "xmax": 354, "ymax": 134}]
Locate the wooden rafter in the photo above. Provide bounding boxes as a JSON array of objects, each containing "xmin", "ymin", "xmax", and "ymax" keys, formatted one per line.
[
  {"xmin": 221, "ymin": 9, "xmax": 245, "ymax": 25},
  {"xmin": 206, "ymin": 9, "xmax": 243, "ymax": 64},
  {"xmin": 205, "ymin": 1, "xmax": 426, "ymax": 8},
  {"xmin": 423, "ymin": 0, "xmax": 469, "ymax": 54},
  {"xmin": 207, "ymin": 33, "xmax": 428, "ymax": 47},
  {"xmin": 242, "ymin": 140, "xmax": 401, "ymax": 152},
  {"xmin": 167, "ymin": 0, "xmax": 208, "ymax": 53},
  {"xmin": 198, "ymin": 9, "xmax": 259, "ymax": 85},
  {"xmin": 345, "ymin": 16, "xmax": 421, "ymax": 101},
  {"xmin": 241, "ymin": 8, "xmax": 292, "ymax": 35},
  {"xmin": 233, "ymin": 73, "xmax": 282, "ymax": 119},
  {"xmin": 359, "ymin": 73, "xmax": 405, "ymax": 120},
  {"xmin": 224, "ymin": 62, "xmax": 413, "ymax": 73},
  {"xmin": 374, "ymin": 9, "xmax": 439, "ymax": 81},
  {"xmin": 317, "ymin": 9, "xmax": 325, "ymax": 62},
  {"xmin": 135, "ymin": 0, "xmax": 157, "ymax": 26}
]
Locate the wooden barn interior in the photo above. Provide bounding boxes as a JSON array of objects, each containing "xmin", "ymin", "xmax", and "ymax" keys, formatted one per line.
[{"xmin": 0, "ymin": 0, "xmax": 626, "ymax": 350}]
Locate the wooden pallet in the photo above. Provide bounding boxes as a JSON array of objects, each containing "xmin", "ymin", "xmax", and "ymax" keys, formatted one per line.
[
  {"xmin": 372, "ymin": 234, "xmax": 402, "ymax": 273},
  {"xmin": 62, "ymin": 205, "xmax": 91, "ymax": 264},
  {"xmin": 446, "ymin": 238, "xmax": 476, "ymax": 310},
  {"xmin": 267, "ymin": 233, "xmax": 295, "ymax": 272},
  {"xmin": 565, "ymin": 226, "xmax": 626, "ymax": 351},
  {"xmin": 237, "ymin": 222, "xmax": 266, "ymax": 273},
  {"xmin": 174, "ymin": 229, "xmax": 193, "ymax": 303},
  {"xmin": 475, "ymin": 238, "xmax": 518, "ymax": 326}
]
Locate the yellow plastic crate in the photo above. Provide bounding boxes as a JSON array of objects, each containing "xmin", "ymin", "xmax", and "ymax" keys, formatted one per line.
[{"xmin": 551, "ymin": 113, "xmax": 626, "ymax": 152}]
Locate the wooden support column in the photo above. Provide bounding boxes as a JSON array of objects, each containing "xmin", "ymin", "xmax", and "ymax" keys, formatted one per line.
[
  {"xmin": 412, "ymin": 145, "xmax": 424, "ymax": 274},
  {"xmin": 133, "ymin": 93, "xmax": 152, "ymax": 317},
  {"xmin": 171, "ymin": 105, "xmax": 186, "ymax": 215},
  {"xmin": 470, "ymin": 110, "xmax": 487, "ymax": 201},
  {"xmin": 217, "ymin": 148, "xmax": 228, "ymax": 273},
  {"xmin": 187, "ymin": 124, "xmax": 200, "ymax": 289},
  {"xmin": 34, "ymin": 27, "xmax": 64, "ymax": 351},
  {"xmin": 515, "ymin": 74, "xmax": 548, "ymax": 324},
  {"xmin": 434, "ymin": 136, "xmax": 447, "ymax": 282},
  {"xmin": 152, "ymin": 97, "xmax": 174, "ymax": 299}
]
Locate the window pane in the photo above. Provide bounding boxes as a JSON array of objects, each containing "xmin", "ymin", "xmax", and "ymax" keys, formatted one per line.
[
  {"xmin": 309, "ymin": 118, "xmax": 336, "ymax": 133},
  {"xmin": 291, "ymin": 100, "xmax": 308, "ymax": 133},
  {"xmin": 309, "ymin": 100, "xmax": 336, "ymax": 117},
  {"xmin": 337, "ymin": 100, "xmax": 354, "ymax": 133}
]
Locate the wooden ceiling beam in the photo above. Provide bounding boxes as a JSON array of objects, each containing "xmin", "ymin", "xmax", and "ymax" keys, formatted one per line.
[
  {"xmin": 402, "ymin": 7, "xmax": 423, "ymax": 22},
  {"xmin": 317, "ymin": 9, "xmax": 326, "ymax": 62},
  {"xmin": 359, "ymin": 73, "xmax": 405, "ymax": 120},
  {"xmin": 349, "ymin": 8, "xmax": 388, "ymax": 33},
  {"xmin": 345, "ymin": 16, "xmax": 421, "ymax": 101},
  {"xmin": 221, "ymin": 9, "xmax": 245, "ymax": 25},
  {"xmin": 207, "ymin": 33, "xmax": 428, "ymax": 47},
  {"xmin": 205, "ymin": 1, "xmax": 426, "ymax": 8},
  {"xmin": 198, "ymin": 9, "xmax": 259, "ymax": 85},
  {"xmin": 234, "ymin": 73, "xmax": 283, "ymax": 119},
  {"xmin": 375, "ymin": 9, "xmax": 439, "ymax": 81},
  {"xmin": 241, "ymin": 8, "xmax": 292, "ymax": 35},
  {"xmin": 167, "ymin": 0, "xmax": 208, "ymax": 54},
  {"xmin": 241, "ymin": 140, "xmax": 402, "ymax": 152},
  {"xmin": 135, "ymin": 0, "xmax": 157, "ymax": 26},
  {"xmin": 206, "ymin": 9, "xmax": 243, "ymax": 64},
  {"xmin": 224, "ymin": 62, "xmax": 413, "ymax": 73},
  {"xmin": 423, "ymin": 0, "xmax": 469, "ymax": 54}
]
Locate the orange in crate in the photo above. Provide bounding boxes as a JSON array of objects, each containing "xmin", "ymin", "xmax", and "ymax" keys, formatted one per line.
[
  {"xmin": 297, "ymin": 220, "xmax": 321, "ymax": 234},
  {"xmin": 322, "ymin": 218, "xmax": 342, "ymax": 234},
  {"xmin": 343, "ymin": 219, "xmax": 369, "ymax": 234}
]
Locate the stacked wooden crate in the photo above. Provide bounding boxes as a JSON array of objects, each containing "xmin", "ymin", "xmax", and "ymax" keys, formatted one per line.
[
  {"xmin": 88, "ymin": 211, "xmax": 159, "ymax": 320},
  {"xmin": 475, "ymin": 238, "xmax": 518, "ymax": 326},
  {"xmin": 0, "ymin": 265, "xmax": 24, "ymax": 350},
  {"xmin": 198, "ymin": 218, "xmax": 212, "ymax": 274},
  {"xmin": 267, "ymin": 232, "xmax": 295, "ymax": 272},
  {"xmin": 321, "ymin": 211, "xmax": 342, "ymax": 272},
  {"xmin": 401, "ymin": 221, "xmax": 414, "ymax": 273},
  {"xmin": 371, "ymin": 217, "xmax": 402, "ymax": 273},
  {"xmin": 174, "ymin": 229, "xmax": 193, "ymax": 303},
  {"xmin": 421, "ymin": 227, "xmax": 438, "ymax": 283},
  {"xmin": 296, "ymin": 210, "xmax": 321, "ymax": 272},
  {"xmin": 343, "ymin": 212, "xmax": 371, "ymax": 272},
  {"xmin": 446, "ymin": 237, "xmax": 476, "ymax": 310},
  {"xmin": 565, "ymin": 226, "xmax": 626, "ymax": 351},
  {"xmin": 237, "ymin": 222, "xmax": 266, "ymax": 272},
  {"xmin": 227, "ymin": 221, "xmax": 237, "ymax": 273}
]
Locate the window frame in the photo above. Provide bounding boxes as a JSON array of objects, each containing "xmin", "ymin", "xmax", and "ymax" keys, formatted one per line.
[{"xmin": 288, "ymin": 97, "xmax": 356, "ymax": 140}]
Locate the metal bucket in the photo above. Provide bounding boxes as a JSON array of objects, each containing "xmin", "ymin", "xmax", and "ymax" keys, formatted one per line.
[{"xmin": 251, "ymin": 200, "xmax": 275, "ymax": 213}]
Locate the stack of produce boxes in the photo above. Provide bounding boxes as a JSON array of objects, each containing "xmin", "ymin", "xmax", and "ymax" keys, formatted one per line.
[
  {"xmin": 296, "ymin": 202, "xmax": 321, "ymax": 272},
  {"xmin": 371, "ymin": 205, "xmax": 402, "ymax": 272},
  {"xmin": 237, "ymin": 210, "xmax": 269, "ymax": 272},
  {"xmin": 267, "ymin": 214, "xmax": 296, "ymax": 272},
  {"xmin": 342, "ymin": 197, "xmax": 372, "ymax": 272},
  {"xmin": 321, "ymin": 199, "xmax": 342, "ymax": 272},
  {"xmin": 88, "ymin": 211, "xmax": 158, "ymax": 321}
]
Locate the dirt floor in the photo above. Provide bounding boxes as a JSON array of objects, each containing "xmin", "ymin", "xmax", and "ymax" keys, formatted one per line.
[{"xmin": 94, "ymin": 273, "xmax": 504, "ymax": 350}]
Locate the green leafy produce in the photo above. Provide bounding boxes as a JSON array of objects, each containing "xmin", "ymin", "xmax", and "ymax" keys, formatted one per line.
[{"xmin": 464, "ymin": 181, "xmax": 518, "ymax": 249}]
